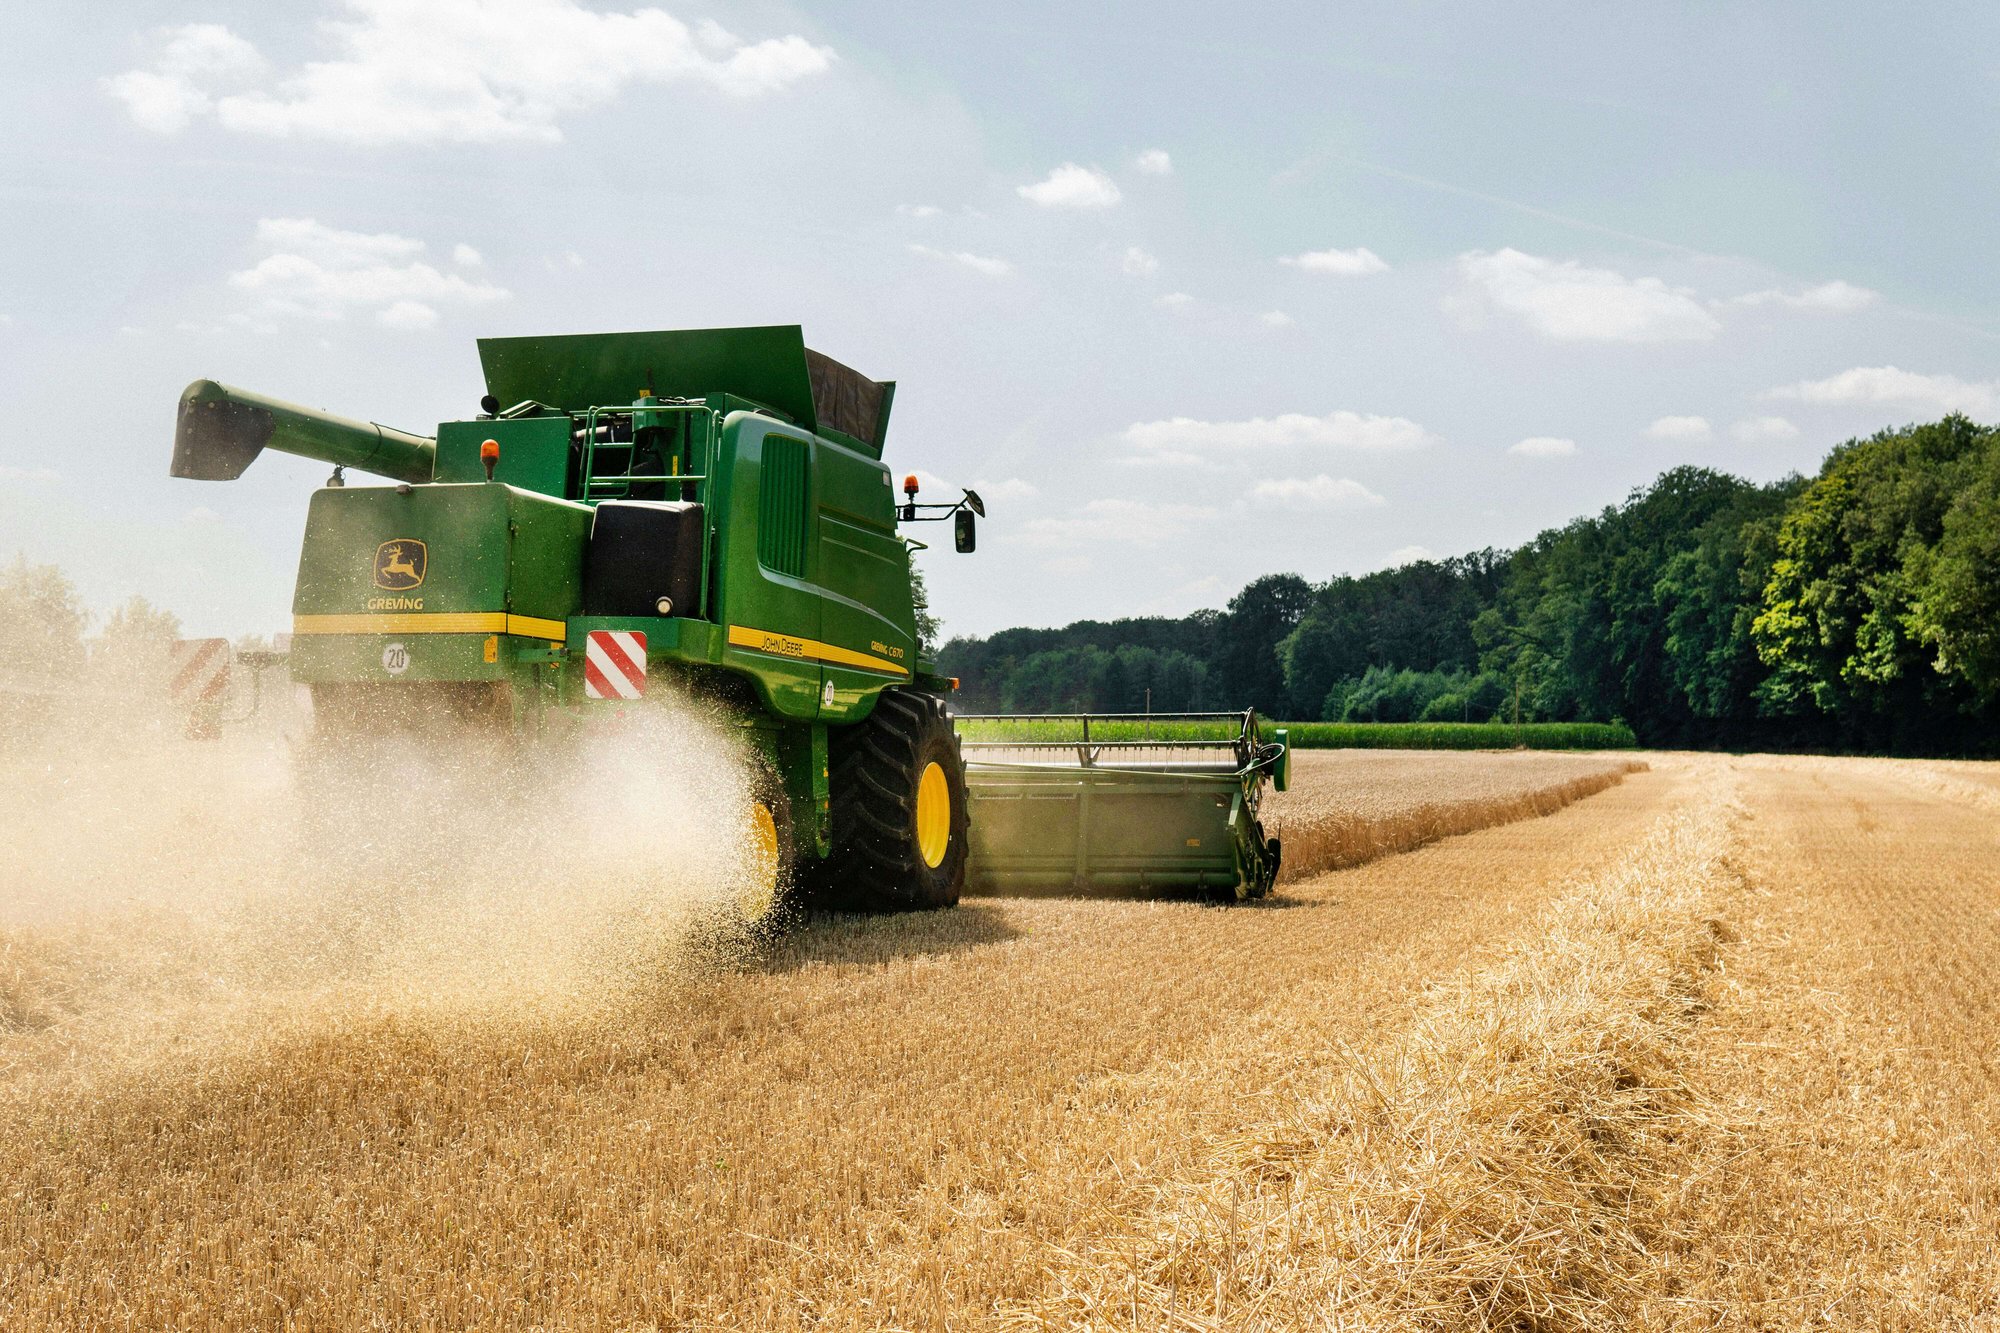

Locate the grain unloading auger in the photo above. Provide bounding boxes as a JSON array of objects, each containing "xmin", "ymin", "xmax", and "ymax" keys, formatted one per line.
[{"xmin": 169, "ymin": 325, "xmax": 1289, "ymax": 915}]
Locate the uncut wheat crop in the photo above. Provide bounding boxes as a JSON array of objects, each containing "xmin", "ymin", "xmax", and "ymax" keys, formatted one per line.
[{"xmin": 1263, "ymin": 747, "xmax": 1644, "ymax": 878}]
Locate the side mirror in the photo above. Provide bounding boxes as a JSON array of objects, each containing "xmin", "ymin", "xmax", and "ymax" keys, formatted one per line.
[{"xmin": 954, "ymin": 508, "xmax": 976, "ymax": 553}]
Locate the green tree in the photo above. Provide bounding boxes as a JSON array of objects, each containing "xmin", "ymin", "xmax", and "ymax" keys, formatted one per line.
[
  {"xmin": 1653, "ymin": 482, "xmax": 1798, "ymax": 730},
  {"xmin": 97, "ymin": 595, "xmax": 182, "ymax": 656},
  {"xmin": 1910, "ymin": 443, "xmax": 2000, "ymax": 702},
  {"xmin": 939, "ymin": 422, "xmax": 2000, "ymax": 752},
  {"xmin": 1753, "ymin": 417, "xmax": 1997, "ymax": 739},
  {"xmin": 1209, "ymin": 573, "xmax": 1311, "ymax": 715},
  {"xmin": 0, "ymin": 556, "xmax": 86, "ymax": 689},
  {"xmin": 910, "ymin": 565, "xmax": 942, "ymax": 659}
]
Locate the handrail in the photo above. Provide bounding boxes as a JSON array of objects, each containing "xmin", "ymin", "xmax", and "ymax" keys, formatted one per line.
[{"xmin": 575, "ymin": 400, "xmax": 719, "ymax": 618}]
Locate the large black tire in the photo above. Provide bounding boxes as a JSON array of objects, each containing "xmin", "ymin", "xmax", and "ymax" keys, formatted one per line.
[{"xmin": 817, "ymin": 688, "xmax": 969, "ymax": 912}]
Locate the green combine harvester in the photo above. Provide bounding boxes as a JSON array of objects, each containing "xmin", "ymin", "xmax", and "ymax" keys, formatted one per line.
[{"xmin": 171, "ymin": 325, "xmax": 1286, "ymax": 914}]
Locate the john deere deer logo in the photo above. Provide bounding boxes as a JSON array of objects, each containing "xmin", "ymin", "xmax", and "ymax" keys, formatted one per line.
[{"xmin": 373, "ymin": 540, "xmax": 427, "ymax": 590}]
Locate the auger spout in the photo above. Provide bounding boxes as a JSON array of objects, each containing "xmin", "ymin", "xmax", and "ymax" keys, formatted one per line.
[{"xmin": 171, "ymin": 379, "xmax": 436, "ymax": 485}]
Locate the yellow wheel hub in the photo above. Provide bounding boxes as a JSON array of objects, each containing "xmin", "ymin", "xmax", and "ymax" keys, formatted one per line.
[
  {"xmin": 739, "ymin": 800, "xmax": 781, "ymax": 920},
  {"xmin": 915, "ymin": 761, "xmax": 951, "ymax": 869}
]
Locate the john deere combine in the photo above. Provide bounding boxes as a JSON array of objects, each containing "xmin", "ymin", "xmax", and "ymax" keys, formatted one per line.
[{"xmin": 171, "ymin": 325, "xmax": 1285, "ymax": 914}]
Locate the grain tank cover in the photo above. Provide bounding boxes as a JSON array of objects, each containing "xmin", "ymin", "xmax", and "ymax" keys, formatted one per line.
[{"xmin": 476, "ymin": 325, "xmax": 895, "ymax": 457}]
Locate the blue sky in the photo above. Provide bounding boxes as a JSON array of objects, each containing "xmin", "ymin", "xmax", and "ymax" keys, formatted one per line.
[{"xmin": 4, "ymin": 1, "xmax": 1998, "ymax": 640}]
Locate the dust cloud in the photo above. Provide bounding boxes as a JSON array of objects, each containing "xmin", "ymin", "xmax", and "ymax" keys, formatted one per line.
[{"xmin": 0, "ymin": 676, "xmax": 771, "ymax": 1084}]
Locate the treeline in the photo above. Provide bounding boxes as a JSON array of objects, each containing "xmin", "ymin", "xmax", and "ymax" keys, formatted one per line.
[
  {"xmin": 0, "ymin": 557, "xmax": 183, "ymax": 690},
  {"xmin": 940, "ymin": 416, "xmax": 2000, "ymax": 753}
]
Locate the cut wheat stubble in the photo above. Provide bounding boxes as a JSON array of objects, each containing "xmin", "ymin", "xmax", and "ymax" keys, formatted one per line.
[{"xmin": 0, "ymin": 741, "xmax": 1659, "ymax": 1329}]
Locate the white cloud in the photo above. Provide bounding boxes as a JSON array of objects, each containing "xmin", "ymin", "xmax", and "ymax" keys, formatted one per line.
[
  {"xmin": 1125, "ymin": 410, "xmax": 1433, "ymax": 455},
  {"xmin": 1730, "ymin": 416, "xmax": 1800, "ymax": 443},
  {"xmin": 1018, "ymin": 163, "xmax": 1121, "ymax": 209},
  {"xmin": 1766, "ymin": 365, "xmax": 2000, "ymax": 417},
  {"xmin": 1280, "ymin": 247, "xmax": 1388, "ymax": 276},
  {"xmin": 105, "ymin": 3, "xmax": 832, "ymax": 146},
  {"xmin": 909, "ymin": 244, "xmax": 1011, "ymax": 278},
  {"xmin": 1258, "ymin": 310, "xmax": 1295, "ymax": 328},
  {"xmin": 0, "ymin": 465, "xmax": 62, "ymax": 484},
  {"xmin": 1155, "ymin": 292, "xmax": 1193, "ymax": 309},
  {"xmin": 955, "ymin": 253, "xmax": 1013, "ymax": 278},
  {"xmin": 970, "ymin": 477, "xmax": 1038, "ymax": 502},
  {"xmin": 896, "ymin": 204, "xmax": 943, "ymax": 219},
  {"xmin": 451, "ymin": 243, "xmax": 483, "ymax": 267},
  {"xmin": 376, "ymin": 300, "xmax": 440, "ymax": 330},
  {"xmin": 1248, "ymin": 475, "xmax": 1386, "ymax": 511},
  {"xmin": 1455, "ymin": 248, "xmax": 1720, "ymax": 342},
  {"xmin": 1016, "ymin": 498, "xmax": 1216, "ymax": 549},
  {"xmin": 102, "ymin": 23, "xmax": 263, "ymax": 133},
  {"xmin": 1646, "ymin": 415, "xmax": 1713, "ymax": 442},
  {"xmin": 1120, "ymin": 246, "xmax": 1159, "ymax": 277},
  {"xmin": 1508, "ymin": 436, "xmax": 1577, "ymax": 458},
  {"xmin": 229, "ymin": 217, "xmax": 509, "ymax": 325},
  {"xmin": 1726, "ymin": 280, "xmax": 1877, "ymax": 313},
  {"xmin": 1384, "ymin": 545, "xmax": 1438, "ymax": 567},
  {"xmin": 1135, "ymin": 148, "xmax": 1172, "ymax": 176},
  {"xmin": 254, "ymin": 216, "xmax": 423, "ymax": 264}
]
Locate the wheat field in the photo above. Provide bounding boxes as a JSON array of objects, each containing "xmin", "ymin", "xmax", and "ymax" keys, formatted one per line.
[
  {"xmin": 3, "ymin": 737, "xmax": 1997, "ymax": 1330},
  {"xmin": 1263, "ymin": 748, "xmax": 1644, "ymax": 879}
]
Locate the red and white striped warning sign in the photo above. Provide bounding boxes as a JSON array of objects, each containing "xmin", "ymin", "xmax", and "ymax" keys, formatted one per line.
[
  {"xmin": 583, "ymin": 630, "xmax": 647, "ymax": 700},
  {"xmin": 168, "ymin": 638, "xmax": 232, "ymax": 705}
]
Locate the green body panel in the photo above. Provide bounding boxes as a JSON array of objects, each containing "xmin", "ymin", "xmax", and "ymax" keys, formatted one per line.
[
  {"xmin": 816, "ymin": 437, "xmax": 918, "ymax": 719},
  {"xmin": 563, "ymin": 615, "xmax": 723, "ymax": 656},
  {"xmin": 702, "ymin": 413, "xmax": 919, "ymax": 725},
  {"xmin": 293, "ymin": 632, "xmax": 504, "ymax": 684},
  {"xmin": 482, "ymin": 327, "xmax": 817, "ymax": 426},
  {"xmin": 290, "ymin": 484, "xmax": 590, "ymax": 685},
  {"xmin": 435, "ymin": 416, "xmax": 574, "ymax": 492},
  {"xmin": 476, "ymin": 326, "xmax": 895, "ymax": 457},
  {"xmin": 712, "ymin": 415, "xmax": 823, "ymax": 722},
  {"xmin": 558, "ymin": 615, "xmax": 724, "ymax": 703}
]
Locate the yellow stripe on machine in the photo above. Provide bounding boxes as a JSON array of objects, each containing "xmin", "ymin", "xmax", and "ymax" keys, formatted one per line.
[
  {"xmin": 727, "ymin": 624, "xmax": 908, "ymax": 676},
  {"xmin": 293, "ymin": 612, "xmax": 568, "ymax": 642}
]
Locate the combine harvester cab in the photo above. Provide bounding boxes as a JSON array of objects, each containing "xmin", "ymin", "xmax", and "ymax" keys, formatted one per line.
[
  {"xmin": 168, "ymin": 326, "xmax": 1288, "ymax": 914},
  {"xmin": 959, "ymin": 711, "xmax": 1290, "ymax": 901}
]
